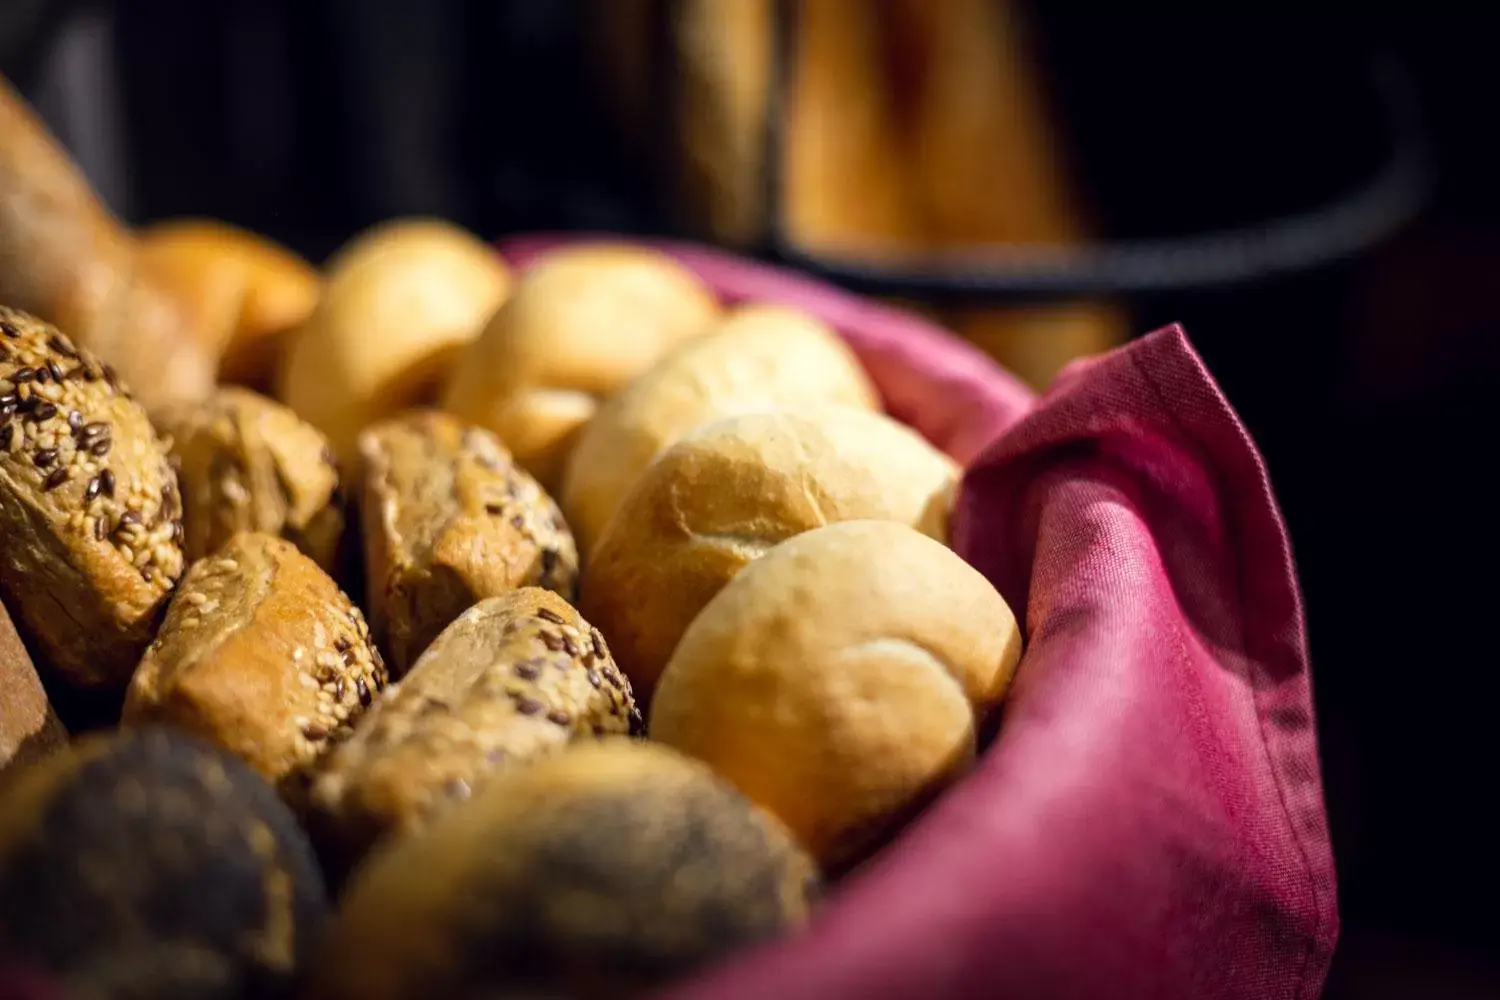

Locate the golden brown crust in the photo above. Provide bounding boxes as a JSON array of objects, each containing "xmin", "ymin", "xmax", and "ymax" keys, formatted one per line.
[
  {"xmin": 440, "ymin": 244, "xmax": 720, "ymax": 491},
  {"xmin": 0, "ymin": 78, "xmax": 215, "ymax": 412},
  {"xmin": 0, "ymin": 598, "xmax": 66, "ymax": 776},
  {"xmin": 308, "ymin": 588, "xmax": 639, "ymax": 863},
  {"xmin": 561, "ymin": 302, "xmax": 878, "ymax": 556},
  {"xmin": 122, "ymin": 533, "xmax": 387, "ymax": 793},
  {"xmin": 651, "ymin": 520, "xmax": 1023, "ymax": 869},
  {"xmin": 156, "ymin": 387, "xmax": 344, "ymax": 571},
  {"xmin": 358, "ymin": 411, "xmax": 579, "ymax": 675},
  {"xmin": 305, "ymin": 740, "xmax": 818, "ymax": 1000},
  {"xmin": 581, "ymin": 408, "xmax": 957, "ymax": 698},
  {"xmin": 0, "ymin": 306, "xmax": 186, "ymax": 689}
]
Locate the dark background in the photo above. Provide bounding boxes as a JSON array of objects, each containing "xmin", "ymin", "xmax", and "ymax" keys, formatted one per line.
[{"xmin": 4, "ymin": 3, "xmax": 1496, "ymax": 996}]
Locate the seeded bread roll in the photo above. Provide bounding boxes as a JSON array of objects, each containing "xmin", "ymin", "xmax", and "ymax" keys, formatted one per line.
[
  {"xmin": 308, "ymin": 588, "xmax": 639, "ymax": 864},
  {"xmin": 0, "ymin": 727, "xmax": 328, "ymax": 999},
  {"xmin": 582, "ymin": 408, "xmax": 957, "ymax": 698},
  {"xmin": 122, "ymin": 533, "xmax": 388, "ymax": 795},
  {"xmin": 358, "ymin": 411, "xmax": 579, "ymax": 675},
  {"xmin": 137, "ymin": 218, "xmax": 322, "ymax": 390},
  {"xmin": 0, "ymin": 306, "xmax": 186, "ymax": 690},
  {"xmin": 0, "ymin": 598, "xmax": 65, "ymax": 776},
  {"xmin": 561, "ymin": 302, "xmax": 878, "ymax": 555},
  {"xmin": 652, "ymin": 521, "xmax": 1023, "ymax": 869},
  {"xmin": 440, "ymin": 245, "xmax": 719, "ymax": 490},
  {"xmin": 306, "ymin": 740, "xmax": 818, "ymax": 1000},
  {"xmin": 156, "ymin": 387, "xmax": 345, "ymax": 571},
  {"xmin": 278, "ymin": 219, "xmax": 511, "ymax": 464}
]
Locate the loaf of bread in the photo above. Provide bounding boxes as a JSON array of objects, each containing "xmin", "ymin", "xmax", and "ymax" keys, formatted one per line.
[
  {"xmin": 652, "ymin": 520, "xmax": 1022, "ymax": 869},
  {"xmin": 137, "ymin": 218, "xmax": 322, "ymax": 390},
  {"xmin": 0, "ymin": 306, "xmax": 185, "ymax": 690},
  {"xmin": 440, "ymin": 244, "xmax": 719, "ymax": 490},
  {"xmin": 155, "ymin": 387, "xmax": 344, "ymax": 571},
  {"xmin": 358, "ymin": 411, "xmax": 579, "ymax": 675},
  {"xmin": 0, "ymin": 77, "xmax": 214, "ymax": 412},
  {"xmin": 307, "ymin": 588, "xmax": 639, "ymax": 864},
  {"xmin": 305, "ymin": 740, "xmax": 818, "ymax": 1000},
  {"xmin": 0, "ymin": 727, "xmax": 328, "ymax": 999},
  {"xmin": 277, "ymin": 219, "xmax": 510, "ymax": 463},
  {"xmin": 561, "ymin": 302, "xmax": 878, "ymax": 555},
  {"xmin": 0, "ymin": 598, "xmax": 65, "ymax": 775},
  {"xmin": 581, "ymin": 407, "xmax": 957, "ymax": 697},
  {"xmin": 122, "ymin": 533, "xmax": 388, "ymax": 794}
]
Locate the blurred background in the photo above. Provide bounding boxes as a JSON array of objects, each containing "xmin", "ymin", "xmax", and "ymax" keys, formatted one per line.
[{"xmin": 2, "ymin": 2, "xmax": 1494, "ymax": 996}]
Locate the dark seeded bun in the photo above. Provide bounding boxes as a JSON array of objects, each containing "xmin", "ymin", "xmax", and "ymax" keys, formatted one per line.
[{"xmin": 305, "ymin": 740, "xmax": 818, "ymax": 1000}]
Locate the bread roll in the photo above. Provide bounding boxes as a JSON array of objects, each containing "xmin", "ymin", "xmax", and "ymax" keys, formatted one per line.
[
  {"xmin": 561, "ymin": 302, "xmax": 878, "ymax": 555},
  {"xmin": 0, "ymin": 728, "xmax": 327, "ymax": 999},
  {"xmin": 155, "ymin": 387, "xmax": 344, "ymax": 571},
  {"xmin": 0, "ymin": 306, "xmax": 186, "ymax": 690},
  {"xmin": 652, "ymin": 520, "xmax": 1022, "ymax": 868},
  {"xmin": 305, "ymin": 740, "xmax": 818, "ymax": 1000},
  {"xmin": 0, "ymin": 598, "xmax": 65, "ymax": 775},
  {"xmin": 278, "ymin": 219, "xmax": 510, "ymax": 463},
  {"xmin": 358, "ymin": 411, "xmax": 578, "ymax": 675},
  {"xmin": 440, "ymin": 245, "xmax": 719, "ymax": 490},
  {"xmin": 137, "ymin": 218, "xmax": 322, "ymax": 389},
  {"xmin": 581, "ymin": 408, "xmax": 957, "ymax": 697},
  {"xmin": 123, "ymin": 533, "xmax": 388, "ymax": 793},
  {"xmin": 0, "ymin": 77, "xmax": 214, "ymax": 412},
  {"xmin": 307, "ymin": 588, "xmax": 639, "ymax": 864}
]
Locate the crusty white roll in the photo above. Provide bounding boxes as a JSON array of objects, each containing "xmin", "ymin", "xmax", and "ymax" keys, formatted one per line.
[
  {"xmin": 277, "ymin": 219, "xmax": 510, "ymax": 464},
  {"xmin": 440, "ymin": 245, "xmax": 719, "ymax": 491},
  {"xmin": 651, "ymin": 520, "xmax": 1022, "ymax": 869},
  {"xmin": 580, "ymin": 407, "xmax": 957, "ymax": 698},
  {"xmin": 560, "ymin": 302, "xmax": 878, "ymax": 556}
]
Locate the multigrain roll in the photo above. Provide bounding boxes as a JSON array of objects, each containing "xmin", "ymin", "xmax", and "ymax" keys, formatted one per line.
[
  {"xmin": 0, "ymin": 306, "xmax": 185, "ymax": 690},
  {"xmin": 561, "ymin": 302, "xmax": 878, "ymax": 555},
  {"xmin": 156, "ymin": 387, "xmax": 344, "ymax": 570},
  {"xmin": 441, "ymin": 245, "xmax": 719, "ymax": 490},
  {"xmin": 0, "ymin": 727, "xmax": 328, "ymax": 1000},
  {"xmin": 651, "ymin": 521, "xmax": 1023, "ymax": 869},
  {"xmin": 136, "ymin": 218, "xmax": 322, "ymax": 390},
  {"xmin": 305, "ymin": 740, "xmax": 818, "ymax": 1000},
  {"xmin": 581, "ymin": 408, "xmax": 958, "ymax": 697},
  {"xmin": 0, "ymin": 598, "xmax": 65, "ymax": 776},
  {"xmin": 307, "ymin": 588, "xmax": 639, "ymax": 864},
  {"xmin": 358, "ymin": 411, "xmax": 578, "ymax": 675},
  {"xmin": 122, "ymin": 533, "xmax": 387, "ymax": 794},
  {"xmin": 278, "ymin": 219, "xmax": 511, "ymax": 464}
]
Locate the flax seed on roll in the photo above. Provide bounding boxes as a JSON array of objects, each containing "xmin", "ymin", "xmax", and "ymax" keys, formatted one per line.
[
  {"xmin": 277, "ymin": 219, "xmax": 510, "ymax": 464},
  {"xmin": 561, "ymin": 302, "xmax": 879, "ymax": 555},
  {"xmin": 580, "ymin": 407, "xmax": 958, "ymax": 698},
  {"xmin": 305, "ymin": 740, "xmax": 818, "ymax": 1000},
  {"xmin": 440, "ymin": 244, "xmax": 720, "ymax": 491},
  {"xmin": 122, "ymin": 532, "xmax": 388, "ymax": 795},
  {"xmin": 651, "ymin": 520, "xmax": 1023, "ymax": 870}
]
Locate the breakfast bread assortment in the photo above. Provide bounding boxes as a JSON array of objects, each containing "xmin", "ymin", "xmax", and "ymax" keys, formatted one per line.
[
  {"xmin": 305, "ymin": 740, "xmax": 819, "ymax": 1000},
  {"xmin": 0, "ymin": 77, "xmax": 215, "ymax": 413},
  {"xmin": 0, "ymin": 598, "xmax": 65, "ymax": 775},
  {"xmin": 561, "ymin": 302, "xmax": 879, "ymax": 554},
  {"xmin": 278, "ymin": 219, "xmax": 511, "ymax": 464},
  {"xmin": 136, "ymin": 218, "xmax": 323, "ymax": 390},
  {"xmin": 122, "ymin": 533, "xmax": 388, "ymax": 793},
  {"xmin": 581, "ymin": 407, "xmax": 958, "ymax": 697},
  {"xmin": 651, "ymin": 520, "xmax": 1023, "ymax": 869},
  {"xmin": 0, "ymin": 306, "xmax": 186, "ymax": 690},
  {"xmin": 307, "ymin": 588, "xmax": 640, "ymax": 864},
  {"xmin": 358, "ymin": 411, "xmax": 579, "ymax": 675},
  {"xmin": 440, "ymin": 244, "xmax": 720, "ymax": 490},
  {"xmin": 155, "ymin": 387, "xmax": 345, "ymax": 570},
  {"xmin": 0, "ymin": 727, "xmax": 328, "ymax": 1000}
]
